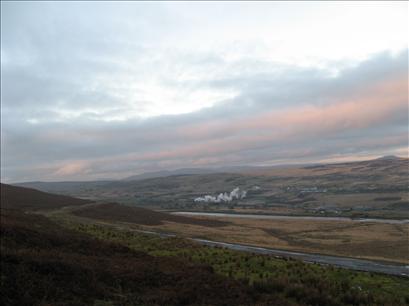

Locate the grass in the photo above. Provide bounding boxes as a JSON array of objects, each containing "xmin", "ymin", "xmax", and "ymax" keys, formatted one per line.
[
  {"xmin": 3, "ymin": 182, "xmax": 408, "ymax": 305},
  {"xmin": 0, "ymin": 209, "xmax": 267, "ymax": 306},
  {"xmin": 55, "ymin": 215, "xmax": 409, "ymax": 306},
  {"xmin": 135, "ymin": 216, "xmax": 409, "ymax": 264}
]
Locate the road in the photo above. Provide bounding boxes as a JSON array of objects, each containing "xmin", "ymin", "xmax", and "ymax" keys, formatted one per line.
[
  {"xmin": 192, "ymin": 238, "xmax": 409, "ymax": 277},
  {"xmin": 134, "ymin": 228, "xmax": 409, "ymax": 277}
]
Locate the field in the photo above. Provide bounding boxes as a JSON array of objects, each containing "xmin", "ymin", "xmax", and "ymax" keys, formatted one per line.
[
  {"xmin": 1, "ymin": 209, "xmax": 263, "ymax": 306},
  {"xmin": 2, "ymin": 184, "xmax": 409, "ymax": 305},
  {"xmin": 16, "ymin": 157, "xmax": 409, "ymax": 219},
  {"xmin": 68, "ymin": 203, "xmax": 409, "ymax": 264},
  {"xmin": 140, "ymin": 216, "xmax": 409, "ymax": 264},
  {"xmin": 52, "ymin": 212, "xmax": 409, "ymax": 306}
]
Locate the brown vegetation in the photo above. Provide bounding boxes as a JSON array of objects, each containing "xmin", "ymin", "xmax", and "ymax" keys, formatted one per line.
[
  {"xmin": 139, "ymin": 216, "xmax": 409, "ymax": 264},
  {"xmin": 1, "ymin": 209, "xmax": 288, "ymax": 306},
  {"xmin": 0, "ymin": 183, "xmax": 92, "ymax": 211},
  {"xmin": 73, "ymin": 202, "xmax": 230, "ymax": 227},
  {"xmin": 1, "ymin": 182, "xmax": 407, "ymax": 306}
]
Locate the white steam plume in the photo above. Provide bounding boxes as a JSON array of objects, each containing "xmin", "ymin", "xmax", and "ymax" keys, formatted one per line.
[{"xmin": 194, "ymin": 187, "xmax": 247, "ymax": 203}]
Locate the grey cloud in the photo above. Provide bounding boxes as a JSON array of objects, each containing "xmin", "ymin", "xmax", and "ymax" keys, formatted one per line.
[
  {"xmin": 3, "ymin": 50, "xmax": 407, "ymax": 181},
  {"xmin": 1, "ymin": 2, "xmax": 407, "ymax": 182},
  {"xmin": 204, "ymin": 50, "xmax": 408, "ymax": 111}
]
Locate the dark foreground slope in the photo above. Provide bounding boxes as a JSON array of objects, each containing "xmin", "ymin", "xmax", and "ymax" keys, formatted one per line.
[
  {"xmin": 0, "ymin": 183, "xmax": 91, "ymax": 210},
  {"xmin": 0, "ymin": 185, "xmax": 292, "ymax": 305},
  {"xmin": 2, "ymin": 185, "xmax": 408, "ymax": 305},
  {"xmin": 1, "ymin": 209, "xmax": 292, "ymax": 306}
]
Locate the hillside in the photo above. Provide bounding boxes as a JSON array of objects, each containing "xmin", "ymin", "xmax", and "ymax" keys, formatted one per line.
[
  {"xmin": 12, "ymin": 157, "xmax": 409, "ymax": 219},
  {"xmin": 0, "ymin": 183, "xmax": 92, "ymax": 211},
  {"xmin": 1, "ymin": 180, "xmax": 408, "ymax": 305},
  {"xmin": 73, "ymin": 202, "xmax": 229, "ymax": 227},
  {"xmin": 1, "ymin": 209, "xmax": 267, "ymax": 306},
  {"xmin": 123, "ymin": 168, "xmax": 217, "ymax": 181}
]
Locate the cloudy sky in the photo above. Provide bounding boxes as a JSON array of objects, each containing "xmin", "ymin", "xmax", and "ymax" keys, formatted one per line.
[{"xmin": 1, "ymin": 1, "xmax": 408, "ymax": 182}]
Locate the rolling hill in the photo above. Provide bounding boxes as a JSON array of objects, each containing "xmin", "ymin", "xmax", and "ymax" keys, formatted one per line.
[
  {"xmin": 1, "ymin": 176, "xmax": 408, "ymax": 305},
  {"xmin": 12, "ymin": 157, "xmax": 409, "ymax": 219},
  {"xmin": 0, "ymin": 183, "xmax": 92, "ymax": 211},
  {"xmin": 0, "ymin": 184, "xmax": 278, "ymax": 305},
  {"xmin": 73, "ymin": 202, "xmax": 229, "ymax": 227},
  {"xmin": 1, "ymin": 209, "xmax": 267, "ymax": 306}
]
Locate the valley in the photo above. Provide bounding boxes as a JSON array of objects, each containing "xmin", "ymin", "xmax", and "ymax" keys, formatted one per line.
[
  {"xmin": 17, "ymin": 157, "xmax": 409, "ymax": 219},
  {"xmin": 3, "ymin": 3, "xmax": 407, "ymax": 305},
  {"xmin": 2, "ymin": 157, "xmax": 409, "ymax": 305},
  {"xmin": 55, "ymin": 201, "xmax": 408, "ymax": 265}
]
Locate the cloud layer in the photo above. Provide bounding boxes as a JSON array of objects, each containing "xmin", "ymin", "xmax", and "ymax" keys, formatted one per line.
[{"xmin": 1, "ymin": 2, "xmax": 408, "ymax": 182}]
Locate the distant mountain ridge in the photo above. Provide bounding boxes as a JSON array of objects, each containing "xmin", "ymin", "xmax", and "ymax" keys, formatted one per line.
[
  {"xmin": 122, "ymin": 168, "xmax": 217, "ymax": 181},
  {"xmin": 122, "ymin": 164, "xmax": 307, "ymax": 181},
  {"xmin": 11, "ymin": 156, "xmax": 408, "ymax": 195}
]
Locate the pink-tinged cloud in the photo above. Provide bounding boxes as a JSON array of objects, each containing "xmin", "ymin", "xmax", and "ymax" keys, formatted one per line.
[
  {"xmin": 180, "ymin": 75, "xmax": 408, "ymax": 140},
  {"xmin": 54, "ymin": 160, "xmax": 90, "ymax": 176},
  {"xmin": 3, "ymin": 51, "xmax": 407, "ymax": 182},
  {"xmin": 72, "ymin": 74, "xmax": 407, "ymax": 173},
  {"xmin": 129, "ymin": 75, "xmax": 407, "ymax": 162}
]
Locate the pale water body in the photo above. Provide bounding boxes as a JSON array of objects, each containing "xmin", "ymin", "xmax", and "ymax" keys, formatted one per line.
[{"xmin": 172, "ymin": 212, "xmax": 409, "ymax": 224}]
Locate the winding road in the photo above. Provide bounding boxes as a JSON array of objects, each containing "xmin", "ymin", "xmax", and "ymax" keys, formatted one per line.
[
  {"xmin": 135, "ymin": 229, "xmax": 409, "ymax": 277},
  {"xmin": 192, "ymin": 238, "xmax": 409, "ymax": 277}
]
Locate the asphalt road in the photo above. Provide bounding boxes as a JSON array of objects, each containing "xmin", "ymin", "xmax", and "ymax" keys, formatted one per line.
[
  {"xmin": 135, "ymin": 228, "xmax": 409, "ymax": 277},
  {"xmin": 192, "ymin": 238, "xmax": 409, "ymax": 277}
]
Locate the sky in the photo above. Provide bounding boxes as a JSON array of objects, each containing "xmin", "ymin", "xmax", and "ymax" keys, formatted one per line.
[{"xmin": 1, "ymin": 1, "xmax": 408, "ymax": 182}]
